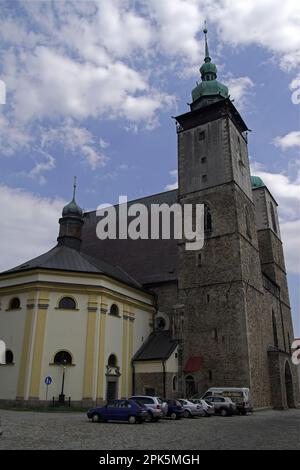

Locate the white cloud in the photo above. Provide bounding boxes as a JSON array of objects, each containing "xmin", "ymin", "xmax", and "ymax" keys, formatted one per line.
[
  {"xmin": 99, "ymin": 138, "xmax": 109, "ymax": 150},
  {"xmin": 0, "ymin": 114, "xmax": 32, "ymax": 156},
  {"xmin": 0, "ymin": 185, "xmax": 64, "ymax": 272},
  {"xmin": 41, "ymin": 119, "xmax": 109, "ymax": 169},
  {"xmin": 165, "ymin": 169, "xmax": 178, "ymax": 190},
  {"xmin": 27, "ymin": 152, "xmax": 56, "ymax": 185},
  {"xmin": 224, "ymin": 76, "xmax": 255, "ymax": 111},
  {"xmin": 146, "ymin": 0, "xmax": 203, "ymax": 62},
  {"xmin": 273, "ymin": 131, "xmax": 300, "ymax": 150},
  {"xmin": 206, "ymin": 0, "xmax": 300, "ymax": 71},
  {"xmin": 281, "ymin": 220, "xmax": 300, "ymax": 275}
]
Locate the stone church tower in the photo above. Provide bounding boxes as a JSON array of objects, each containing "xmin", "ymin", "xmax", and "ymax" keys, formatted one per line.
[{"xmin": 173, "ymin": 28, "xmax": 299, "ymax": 408}]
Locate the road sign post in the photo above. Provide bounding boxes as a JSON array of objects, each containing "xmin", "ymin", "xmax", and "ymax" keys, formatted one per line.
[{"xmin": 45, "ymin": 376, "xmax": 52, "ymax": 401}]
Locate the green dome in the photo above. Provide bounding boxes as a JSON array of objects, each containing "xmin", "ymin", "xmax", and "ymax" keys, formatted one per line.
[
  {"xmin": 200, "ymin": 61, "xmax": 217, "ymax": 77},
  {"xmin": 251, "ymin": 176, "xmax": 265, "ymax": 188},
  {"xmin": 192, "ymin": 79, "xmax": 229, "ymax": 102},
  {"xmin": 62, "ymin": 198, "xmax": 83, "ymax": 218}
]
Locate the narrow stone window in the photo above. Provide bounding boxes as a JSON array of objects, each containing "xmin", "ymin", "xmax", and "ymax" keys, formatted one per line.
[
  {"xmin": 201, "ymin": 157, "xmax": 207, "ymax": 163},
  {"xmin": 270, "ymin": 202, "xmax": 278, "ymax": 233},
  {"xmin": 204, "ymin": 204, "xmax": 212, "ymax": 231},
  {"xmin": 197, "ymin": 253, "xmax": 202, "ymax": 266},
  {"xmin": 206, "ymin": 294, "xmax": 210, "ymax": 303},
  {"xmin": 209, "ymin": 370, "xmax": 212, "ymax": 381},
  {"xmin": 202, "ymin": 174, "xmax": 207, "ymax": 183},
  {"xmin": 272, "ymin": 310, "xmax": 278, "ymax": 348},
  {"xmin": 212, "ymin": 328, "xmax": 218, "ymax": 341},
  {"xmin": 245, "ymin": 206, "xmax": 252, "ymax": 239},
  {"xmin": 172, "ymin": 376, "xmax": 177, "ymax": 391},
  {"xmin": 287, "ymin": 332, "xmax": 291, "ymax": 354},
  {"xmin": 198, "ymin": 130, "xmax": 205, "ymax": 141}
]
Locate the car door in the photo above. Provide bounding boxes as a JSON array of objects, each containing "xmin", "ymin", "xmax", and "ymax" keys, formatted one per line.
[{"xmin": 105, "ymin": 401, "xmax": 118, "ymax": 420}]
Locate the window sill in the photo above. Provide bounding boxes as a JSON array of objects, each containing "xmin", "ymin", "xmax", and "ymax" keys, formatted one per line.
[
  {"xmin": 5, "ymin": 308, "xmax": 22, "ymax": 312},
  {"xmin": 54, "ymin": 308, "xmax": 80, "ymax": 311},
  {"xmin": 0, "ymin": 363, "xmax": 15, "ymax": 366},
  {"xmin": 49, "ymin": 363, "xmax": 76, "ymax": 367}
]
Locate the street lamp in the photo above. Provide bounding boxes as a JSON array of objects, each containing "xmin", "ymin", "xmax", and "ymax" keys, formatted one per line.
[{"xmin": 58, "ymin": 358, "xmax": 67, "ymax": 404}]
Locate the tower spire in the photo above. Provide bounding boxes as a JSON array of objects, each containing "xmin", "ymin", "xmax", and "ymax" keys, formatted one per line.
[
  {"xmin": 73, "ymin": 176, "xmax": 77, "ymax": 200},
  {"xmin": 203, "ymin": 21, "xmax": 211, "ymax": 62}
]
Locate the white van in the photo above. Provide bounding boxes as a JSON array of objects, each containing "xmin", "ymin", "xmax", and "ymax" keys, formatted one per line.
[{"xmin": 202, "ymin": 387, "xmax": 253, "ymax": 415}]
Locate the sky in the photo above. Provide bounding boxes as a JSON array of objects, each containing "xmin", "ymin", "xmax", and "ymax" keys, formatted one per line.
[{"xmin": 0, "ymin": 0, "xmax": 299, "ymax": 335}]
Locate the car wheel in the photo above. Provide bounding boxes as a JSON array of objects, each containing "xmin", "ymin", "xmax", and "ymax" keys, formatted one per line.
[
  {"xmin": 170, "ymin": 412, "xmax": 177, "ymax": 420},
  {"xmin": 128, "ymin": 415, "xmax": 137, "ymax": 424},
  {"xmin": 220, "ymin": 408, "xmax": 228, "ymax": 417},
  {"xmin": 183, "ymin": 409, "xmax": 191, "ymax": 418},
  {"xmin": 91, "ymin": 413, "xmax": 102, "ymax": 423}
]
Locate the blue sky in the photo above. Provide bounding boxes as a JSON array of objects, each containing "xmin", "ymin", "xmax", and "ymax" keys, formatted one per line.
[{"xmin": 0, "ymin": 0, "xmax": 299, "ymax": 335}]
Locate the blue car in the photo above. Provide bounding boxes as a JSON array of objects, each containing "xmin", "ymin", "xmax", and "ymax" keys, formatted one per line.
[
  {"xmin": 165, "ymin": 399, "xmax": 184, "ymax": 420},
  {"xmin": 87, "ymin": 399, "xmax": 148, "ymax": 424}
]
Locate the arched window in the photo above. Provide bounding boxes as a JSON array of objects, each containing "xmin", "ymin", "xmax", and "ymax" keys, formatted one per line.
[
  {"xmin": 5, "ymin": 350, "xmax": 14, "ymax": 364},
  {"xmin": 58, "ymin": 297, "xmax": 76, "ymax": 310},
  {"xmin": 270, "ymin": 202, "xmax": 277, "ymax": 233},
  {"xmin": 108, "ymin": 354, "xmax": 117, "ymax": 368},
  {"xmin": 109, "ymin": 304, "xmax": 119, "ymax": 316},
  {"xmin": 9, "ymin": 297, "xmax": 20, "ymax": 310},
  {"xmin": 172, "ymin": 375, "xmax": 177, "ymax": 391},
  {"xmin": 245, "ymin": 206, "xmax": 252, "ymax": 239},
  {"xmin": 54, "ymin": 350, "xmax": 72, "ymax": 365},
  {"xmin": 272, "ymin": 311, "xmax": 278, "ymax": 348},
  {"xmin": 204, "ymin": 204, "xmax": 212, "ymax": 232}
]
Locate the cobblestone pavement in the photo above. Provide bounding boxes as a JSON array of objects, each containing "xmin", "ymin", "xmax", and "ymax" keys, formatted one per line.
[{"xmin": 0, "ymin": 409, "xmax": 299, "ymax": 450}]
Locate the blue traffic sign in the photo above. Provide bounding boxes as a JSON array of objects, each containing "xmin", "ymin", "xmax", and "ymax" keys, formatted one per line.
[{"xmin": 45, "ymin": 376, "xmax": 52, "ymax": 385}]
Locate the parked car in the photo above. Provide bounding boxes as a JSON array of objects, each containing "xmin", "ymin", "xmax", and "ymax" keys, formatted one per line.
[
  {"xmin": 177, "ymin": 399, "xmax": 206, "ymax": 418},
  {"xmin": 87, "ymin": 399, "xmax": 148, "ymax": 424},
  {"xmin": 190, "ymin": 399, "xmax": 215, "ymax": 416},
  {"xmin": 130, "ymin": 396, "xmax": 167, "ymax": 421},
  {"xmin": 202, "ymin": 387, "xmax": 252, "ymax": 415},
  {"xmin": 204, "ymin": 396, "xmax": 236, "ymax": 416},
  {"xmin": 164, "ymin": 399, "xmax": 184, "ymax": 420}
]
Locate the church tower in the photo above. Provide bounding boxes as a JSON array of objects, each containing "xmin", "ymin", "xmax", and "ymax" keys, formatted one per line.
[
  {"xmin": 174, "ymin": 27, "xmax": 267, "ymax": 404},
  {"xmin": 57, "ymin": 177, "xmax": 84, "ymax": 251}
]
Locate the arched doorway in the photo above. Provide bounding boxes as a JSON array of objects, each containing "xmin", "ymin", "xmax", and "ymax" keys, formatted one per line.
[
  {"xmin": 106, "ymin": 354, "xmax": 120, "ymax": 402},
  {"xmin": 285, "ymin": 362, "xmax": 295, "ymax": 408},
  {"xmin": 185, "ymin": 375, "xmax": 197, "ymax": 398}
]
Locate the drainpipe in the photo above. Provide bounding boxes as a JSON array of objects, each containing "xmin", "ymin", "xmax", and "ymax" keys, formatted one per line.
[{"xmin": 162, "ymin": 360, "xmax": 166, "ymax": 398}]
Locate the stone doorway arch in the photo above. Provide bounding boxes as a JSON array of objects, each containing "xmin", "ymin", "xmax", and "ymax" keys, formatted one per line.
[
  {"xmin": 185, "ymin": 375, "xmax": 197, "ymax": 398},
  {"xmin": 285, "ymin": 361, "xmax": 295, "ymax": 408}
]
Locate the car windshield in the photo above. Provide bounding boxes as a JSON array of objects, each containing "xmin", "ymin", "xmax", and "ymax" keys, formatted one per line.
[{"xmin": 157, "ymin": 398, "xmax": 163, "ymax": 404}]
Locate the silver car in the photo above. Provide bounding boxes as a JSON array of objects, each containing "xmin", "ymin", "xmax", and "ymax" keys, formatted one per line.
[
  {"xmin": 130, "ymin": 396, "xmax": 167, "ymax": 421},
  {"xmin": 178, "ymin": 399, "xmax": 205, "ymax": 418},
  {"xmin": 204, "ymin": 396, "xmax": 237, "ymax": 416},
  {"xmin": 190, "ymin": 399, "xmax": 215, "ymax": 416}
]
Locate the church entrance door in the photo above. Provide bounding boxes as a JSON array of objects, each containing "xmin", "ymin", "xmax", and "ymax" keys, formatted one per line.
[{"xmin": 106, "ymin": 379, "xmax": 118, "ymax": 402}]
